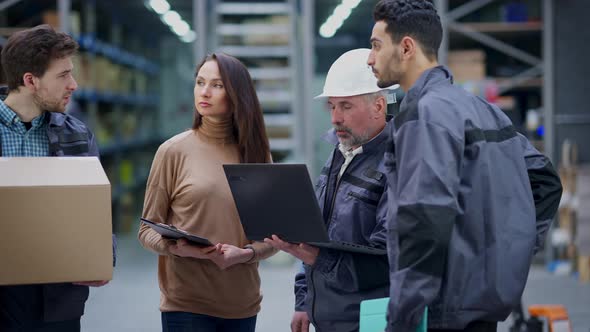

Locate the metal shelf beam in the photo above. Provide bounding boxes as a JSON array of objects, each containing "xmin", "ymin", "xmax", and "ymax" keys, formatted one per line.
[
  {"xmin": 497, "ymin": 64, "xmax": 543, "ymax": 95},
  {"xmin": 216, "ymin": 45, "xmax": 291, "ymax": 57},
  {"xmin": 249, "ymin": 68, "xmax": 291, "ymax": 80},
  {"xmin": 218, "ymin": 23, "xmax": 290, "ymax": 36},
  {"xmin": 0, "ymin": 0, "xmax": 23, "ymax": 12},
  {"xmin": 216, "ymin": 3, "xmax": 291, "ymax": 15},
  {"xmin": 448, "ymin": 22, "xmax": 542, "ymax": 66},
  {"xmin": 543, "ymin": 0, "xmax": 555, "ymax": 162},
  {"xmin": 446, "ymin": 0, "xmax": 495, "ymax": 21}
]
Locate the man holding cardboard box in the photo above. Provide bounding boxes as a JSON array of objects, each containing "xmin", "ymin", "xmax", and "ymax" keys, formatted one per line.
[{"xmin": 0, "ymin": 25, "xmax": 111, "ymax": 331}]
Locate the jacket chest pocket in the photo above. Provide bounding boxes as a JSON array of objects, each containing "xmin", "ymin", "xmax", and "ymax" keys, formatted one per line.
[
  {"xmin": 347, "ymin": 191, "xmax": 379, "ymax": 207},
  {"xmin": 343, "ymin": 168, "xmax": 385, "ymax": 208},
  {"xmin": 315, "ymin": 176, "xmax": 327, "ymax": 201},
  {"xmin": 60, "ymin": 142, "xmax": 89, "ymax": 155},
  {"xmin": 56, "ymin": 132, "xmax": 89, "ymax": 156}
]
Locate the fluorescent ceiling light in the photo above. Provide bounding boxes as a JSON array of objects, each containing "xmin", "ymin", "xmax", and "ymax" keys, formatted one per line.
[
  {"xmin": 171, "ymin": 20, "xmax": 190, "ymax": 36},
  {"xmin": 319, "ymin": 24, "xmax": 337, "ymax": 38},
  {"xmin": 146, "ymin": 1, "xmax": 194, "ymax": 43},
  {"xmin": 333, "ymin": 4, "xmax": 352, "ymax": 21},
  {"xmin": 319, "ymin": 0, "xmax": 362, "ymax": 38},
  {"xmin": 149, "ymin": 0, "xmax": 170, "ymax": 15},
  {"xmin": 181, "ymin": 31, "xmax": 196, "ymax": 43},
  {"xmin": 343, "ymin": 0, "xmax": 362, "ymax": 9},
  {"xmin": 162, "ymin": 10, "xmax": 182, "ymax": 26}
]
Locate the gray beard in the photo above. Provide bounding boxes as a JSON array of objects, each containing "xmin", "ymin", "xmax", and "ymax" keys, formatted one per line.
[{"xmin": 339, "ymin": 131, "xmax": 371, "ymax": 149}]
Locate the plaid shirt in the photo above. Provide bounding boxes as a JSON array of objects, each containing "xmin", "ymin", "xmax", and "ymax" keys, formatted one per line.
[{"xmin": 0, "ymin": 99, "xmax": 49, "ymax": 157}]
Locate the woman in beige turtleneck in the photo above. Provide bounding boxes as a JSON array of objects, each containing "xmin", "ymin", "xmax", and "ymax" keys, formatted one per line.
[{"xmin": 138, "ymin": 53, "xmax": 276, "ymax": 332}]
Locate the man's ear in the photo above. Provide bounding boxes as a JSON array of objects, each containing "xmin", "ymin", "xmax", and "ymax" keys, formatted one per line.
[
  {"xmin": 373, "ymin": 95, "xmax": 387, "ymax": 119},
  {"xmin": 22, "ymin": 73, "xmax": 37, "ymax": 90},
  {"xmin": 400, "ymin": 36, "xmax": 416, "ymax": 60}
]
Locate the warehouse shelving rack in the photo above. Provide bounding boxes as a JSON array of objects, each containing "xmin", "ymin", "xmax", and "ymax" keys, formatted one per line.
[
  {"xmin": 434, "ymin": 0, "xmax": 550, "ymax": 155},
  {"xmin": 193, "ymin": 0, "xmax": 314, "ymax": 165},
  {"xmin": 0, "ymin": 0, "xmax": 164, "ymax": 232}
]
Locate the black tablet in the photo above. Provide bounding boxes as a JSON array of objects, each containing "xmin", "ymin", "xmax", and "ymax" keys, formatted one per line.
[{"xmin": 140, "ymin": 218, "xmax": 213, "ymax": 247}]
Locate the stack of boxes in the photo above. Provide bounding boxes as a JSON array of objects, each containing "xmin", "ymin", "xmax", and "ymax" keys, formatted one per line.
[
  {"xmin": 556, "ymin": 140, "xmax": 590, "ymax": 283},
  {"xmin": 448, "ymin": 50, "xmax": 486, "ymax": 82},
  {"xmin": 574, "ymin": 166, "xmax": 590, "ymax": 283}
]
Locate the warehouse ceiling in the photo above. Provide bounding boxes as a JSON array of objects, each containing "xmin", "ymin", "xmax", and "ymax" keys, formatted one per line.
[
  {"xmin": 0, "ymin": 0, "xmax": 379, "ymax": 72},
  {"xmin": 166, "ymin": 0, "xmax": 378, "ymax": 72}
]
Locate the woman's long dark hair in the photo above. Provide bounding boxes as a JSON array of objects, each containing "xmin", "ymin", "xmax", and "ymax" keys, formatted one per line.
[{"xmin": 192, "ymin": 53, "xmax": 271, "ymax": 163}]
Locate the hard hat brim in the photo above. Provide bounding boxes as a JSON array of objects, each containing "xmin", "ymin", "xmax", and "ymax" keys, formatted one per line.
[{"xmin": 314, "ymin": 84, "xmax": 400, "ymax": 99}]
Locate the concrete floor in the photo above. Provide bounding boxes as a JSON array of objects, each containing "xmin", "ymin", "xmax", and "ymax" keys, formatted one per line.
[
  {"xmin": 81, "ymin": 233, "xmax": 299, "ymax": 332},
  {"xmin": 81, "ymin": 234, "xmax": 590, "ymax": 332}
]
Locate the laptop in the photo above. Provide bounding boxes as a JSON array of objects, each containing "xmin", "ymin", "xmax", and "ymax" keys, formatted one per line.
[
  {"xmin": 223, "ymin": 164, "xmax": 386, "ymax": 255},
  {"xmin": 140, "ymin": 218, "xmax": 213, "ymax": 247}
]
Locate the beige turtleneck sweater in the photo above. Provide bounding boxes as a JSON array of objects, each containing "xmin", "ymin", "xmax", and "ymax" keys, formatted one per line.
[{"xmin": 138, "ymin": 116, "xmax": 273, "ymax": 319}]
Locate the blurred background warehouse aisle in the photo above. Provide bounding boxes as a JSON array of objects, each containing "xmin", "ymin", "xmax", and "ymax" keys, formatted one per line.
[{"xmin": 1, "ymin": 0, "xmax": 590, "ymax": 330}]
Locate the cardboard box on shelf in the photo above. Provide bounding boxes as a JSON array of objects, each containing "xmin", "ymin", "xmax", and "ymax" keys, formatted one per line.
[
  {"xmin": 93, "ymin": 57, "xmax": 122, "ymax": 93},
  {"xmin": 242, "ymin": 17, "xmax": 290, "ymax": 46},
  {"xmin": 42, "ymin": 11, "xmax": 59, "ymax": 29},
  {"xmin": 558, "ymin": 207, "xmax": 576, "ymax": 238},
  {"xmin": 0, "ymin": 157, "xmax": 112, "ymax": 285},
  {"xmin": 575, "ymin": 166, "xmax": 590, "ymax": 281},
  {"xmin": 119, "ymin": 68, "xmax": 133, "ymax": 94},
  {"xmin": 133, "ymin": 72, "xmax": 148, "ymax": 95},
  {"xmin": 94, "ymin": 56, "xmax": 110, "ymax": 92},
  {"xmin": 579, "ymin": 256, "xmax": 590, "ymax": 283},
  {"xmin": 448, "ymin": 49, "xmax": 486, "ymax": 62},
  {"xmin": 448, "ymin": 50, "xmax": 486, "ymax": 82},
  {"xmin": 119, "ymin": 192, "xmax": 137, "ymax": 233},
  {"xmin": 266, "ymin": 126, "xmax": 292, "ymax": 139},
  {"xmin": 72, "ymin": 52, "xmax": 93, "ymax": 90},
  {"xmin": 42, "ymin": 10, "xmax": 81, "ymax": 35}
]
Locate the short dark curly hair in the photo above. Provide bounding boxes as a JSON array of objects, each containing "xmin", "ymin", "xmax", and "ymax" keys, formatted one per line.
[
  {"xmin": 373, "ymin": 0, "xmax": 442, "ymax": 60},
  {"xmin": 1, "ymin": 24, "xmax": 78, "ymax": 91}
]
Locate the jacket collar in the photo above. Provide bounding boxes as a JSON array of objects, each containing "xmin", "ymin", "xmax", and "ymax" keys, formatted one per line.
[
  {"xmin": 0, "ymin": 86, "xmax": 8, "ymax": 101},
  {"xmin": 401, "ymin": 65, "xmax": 453, "ymax": 109},
  {"xmin": 47, "ymin": 111, "xmax": 66, "ymax": 127}
]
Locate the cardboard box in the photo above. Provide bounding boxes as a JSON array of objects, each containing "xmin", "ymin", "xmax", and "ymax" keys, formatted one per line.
[
  {"xmin": 448, "ymin": 50, "xmax": 486, "ymax": 82},
  {"xmin": 579, "ymin": 256, "xmax": 590, "ymax": 283},
  {"xmin": 448, "ymin": 50, "xmax": 486, "ymax": 63},
  {"xmin": 42, "ymin": 10, "xmax": 81, "ymax": 35},
  {"xmin": 42, "ymin": 11, "xmax": 60, "ymax": 29},
  {"xmin": 0, "ymin": 157, "xmax": 112, "ymax": 285}
]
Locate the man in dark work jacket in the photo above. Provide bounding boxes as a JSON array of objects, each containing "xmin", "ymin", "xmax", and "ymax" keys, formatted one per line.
[{"xmin": 0, "ymin": 25, "xmax": 115, "ymax": 332}]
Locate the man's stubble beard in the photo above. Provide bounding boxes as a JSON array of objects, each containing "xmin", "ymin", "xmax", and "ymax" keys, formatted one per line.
[
  {"xmin": 34, "ymin": 92, "xmax": 65, "ymax": 113},
  {"xmin": 377, "ymin": 51, "xmax": 402, "ymax": 89}
]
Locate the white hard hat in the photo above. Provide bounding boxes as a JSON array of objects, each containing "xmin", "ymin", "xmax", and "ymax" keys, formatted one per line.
[{"xmin": 314, "ymin": 48, "xmax": 398, "ymax": 99}]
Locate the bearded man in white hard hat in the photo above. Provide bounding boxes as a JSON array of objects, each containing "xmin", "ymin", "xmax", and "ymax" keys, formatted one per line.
[{"xmin": 265, "ymin": 48, "xmax": 398, "ymax": 332}]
